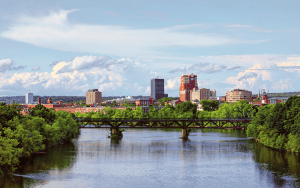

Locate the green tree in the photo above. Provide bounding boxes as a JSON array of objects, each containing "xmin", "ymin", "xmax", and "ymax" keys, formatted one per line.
[
  {"xmin": 28, "ymin": 104, "xmax": 56, "ymax": 124},
  {"xmin": 200, "ymin": 100, "xmax": 219, "ymax": 111},
  {"xmin": 0, "ymin": 133, "xmax": 23, "ymax": 178},
  {"xmin": 148, "ymin": 106, "xmax": 158, "ymax": 119},
  {"xmin": 0, "ymin": 103, "xmax": 23, "ymax": 128},
  {"xmin": 158, "ymin": 104, "xmax": 175, "ymax": 119},
  {"xmin": 175, "ymin": 101, "xmax": 197, "ymax": 118}
]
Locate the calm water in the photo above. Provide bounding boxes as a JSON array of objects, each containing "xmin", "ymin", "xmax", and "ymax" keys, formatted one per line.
[{"xmin": 1, "ymin": 128, "xmax": 300, "ymax": 188}]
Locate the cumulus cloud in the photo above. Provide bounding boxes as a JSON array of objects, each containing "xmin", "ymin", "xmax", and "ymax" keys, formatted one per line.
[
  {"xmin": 0, "ymin": 55, "xmax": 156, "ymax": 96},
  {"xmin": 0, "ymin": 9, "xmax": 267, "ymax": 58},
  {"xmin": 188, "ymin": 63, "xmax": 209, "ymax": 70},
  {"xmin": 224, "ymin": 61, "xmax": 299, "ymax": 92},
  {"xmin": 57, "ymin": 56, "xmax": 114, "ymax": 73},
  {"xmin": 0, "ymin": 59, "xmax": 13, "ymax": 73},
  {"xmin": 0, "ymin": 59, "xmax": 27, "ymax": 73},
  {"xmin": 10, "ymin": 65, "xmax": 27, "ymax": 71},
  {"xmin": 49, "ymin": 61, "xmax": 60, "ymax": 67},
  {"xmin": 169, "ymin": 66, "xmax": 186, "ymax": 73},
  {"xmin": 31, "ymin": 66, "xmax": 40, "ymax": 71},
  {"xmin": 238, "ymin": 72, "xmax": 258, "ymax": 81},
  {"xmin": 201, "ymin": 65, "xmax": 227, "ymax": 74},
  {"xmin": 272, "ymin": 79, "xmax": 293, "ymax": 90},
  {"xmin": 165, "ymin": 77, "xmax": 180, "ymax": 91}
]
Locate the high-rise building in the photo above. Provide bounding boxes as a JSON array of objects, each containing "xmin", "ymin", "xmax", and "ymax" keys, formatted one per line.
[
  {"xmin": 25, "ymin": 92, "xmax": 33, "ymax": 104},
  {"xmin": 226, "ymin": 89, "xmax": 252, "ymax": 103},
  {"xmin": 210, "ymin": 89, "xmax": 216, "ymax": 97},
  {"xmin": 86, "ymin": 89, "xmax": 102, "ymax": 104},
  {"xmin": 151, "ymin": 78, "xmax": 166, "ymax": 100},
  {"xmin": 179, "ymin": 73, "xmax": 198, "ymax": 101}
]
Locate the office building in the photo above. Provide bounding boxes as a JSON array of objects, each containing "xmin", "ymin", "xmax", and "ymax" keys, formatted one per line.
[
  {"xmin": 25, "ymin": 92, "xmax": 33, "ymax": 104},
  {"xmin": 179, "ymin": 73, "xmax": 198, "ymax": 101},
  {"xmin": 86, "ymin": 89, "xmax": 102, "ymax": 104},
  {"xmin": 226, "ymin": 89, "xmax": 252, "ymax": 103},
  {"xmin": 210, "ymin": 89, "xmax": 216, "ymax": 97},
  {"xmin": 151, "ymin": 78, "xmax": 167, "ymax": 100},
  {"xmin": 190, "ymin": 88, "xmax": 211, "ymax": 102}
]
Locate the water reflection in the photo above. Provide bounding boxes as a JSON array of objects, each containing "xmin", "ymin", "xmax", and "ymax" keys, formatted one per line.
[
  {"xmin": 2, "ymin": 128, "xmax": 300, "ymax": 188},
  {"xmin": 252, "ymin": 141, "xmax": 300, "ymax": 187},
  {"xmin": 0, "ymin": 142, "xmax": 77, "ymax": 188}
]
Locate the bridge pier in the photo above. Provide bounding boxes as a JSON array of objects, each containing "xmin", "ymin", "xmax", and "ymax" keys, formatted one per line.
[
  {"xmin": 182, "ymin": 128, "xmax": 187, "ymax": 139},
  {"xmin": 110, "ymin": 128, "xmax": 123, "ymax": 139}
]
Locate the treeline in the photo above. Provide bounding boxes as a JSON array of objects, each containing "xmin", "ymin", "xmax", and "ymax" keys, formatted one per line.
[
  {"xmin": 247, "ymin": 96, "xmax": 300, "ymax": 152},
  {"xmin": 0, "ymin": 103, "xmax": 79, "ymax": 178}
]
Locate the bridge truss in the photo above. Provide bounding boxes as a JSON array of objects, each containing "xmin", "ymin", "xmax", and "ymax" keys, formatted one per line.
[{"xmin": 75, "ymin": 118, "xmax": 251, "ymax": 130}]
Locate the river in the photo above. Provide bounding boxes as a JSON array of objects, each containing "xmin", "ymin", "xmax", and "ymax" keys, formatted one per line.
[{"xmin": 1, "ymin": 128, "xmax": 300, "ymax": 188}]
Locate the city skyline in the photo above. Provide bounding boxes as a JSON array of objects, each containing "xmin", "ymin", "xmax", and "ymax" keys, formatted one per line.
[{"xmin": 0, "ymin": 0, "xmax": 300, "ymax": 97}]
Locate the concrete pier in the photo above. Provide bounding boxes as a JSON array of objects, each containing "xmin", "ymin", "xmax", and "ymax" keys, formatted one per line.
[
  {"xmin": 112, "ymin": 128, "xmax": 118, "ymax": 135},
  {"xmin": 110, "ymin": 128, "xmax": 123, "ymax": 139},
  {"xmin": 182, "ymin": 128, "xmax": 187, "ymax": 139}
]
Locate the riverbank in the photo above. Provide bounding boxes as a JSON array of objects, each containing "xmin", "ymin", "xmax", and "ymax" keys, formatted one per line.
[{"xmin": 0, "ymin": 105, "xmax": 80, "ymax": 179}]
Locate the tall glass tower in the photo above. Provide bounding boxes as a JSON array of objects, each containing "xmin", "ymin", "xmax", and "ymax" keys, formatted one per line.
[{"xmin": 151, "ymin": 78, "xmax": 167, "ymax": 100}]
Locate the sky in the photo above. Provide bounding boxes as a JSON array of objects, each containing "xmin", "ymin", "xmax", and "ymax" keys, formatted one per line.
[{"xmin": 0, "ymin": 0, "xmax": 300, "ymax": 97}]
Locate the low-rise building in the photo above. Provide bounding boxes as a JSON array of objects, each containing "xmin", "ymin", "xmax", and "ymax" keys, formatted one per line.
[
  {"xmin": 226, "ymin": 89, "xmax": 252, "ymax": 103},
  {"xmin": 167, "ymin": 100, "xmax": 183, "ymax": 107},
  {"xmin": 135, "ymin": 99, "xmax": 151, "ymax": 106}
]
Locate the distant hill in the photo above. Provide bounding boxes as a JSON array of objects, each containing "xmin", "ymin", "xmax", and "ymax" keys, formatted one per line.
[{"xmin": 0, "ymin": 96, "xmax": 86, "ymax": 104}]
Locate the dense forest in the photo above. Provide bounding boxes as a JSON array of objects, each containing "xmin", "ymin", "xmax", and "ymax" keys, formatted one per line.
[{"xmin": 246, "ymin": 96, "xmax": 300, "ymax": 152}]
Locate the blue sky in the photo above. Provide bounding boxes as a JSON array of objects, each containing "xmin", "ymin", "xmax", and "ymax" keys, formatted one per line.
[{"xmin": 0, "ymin": 0, "xmax": 300, "ymax": 97}]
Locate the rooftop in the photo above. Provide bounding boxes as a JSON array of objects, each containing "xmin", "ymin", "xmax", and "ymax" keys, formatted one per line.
[{"xmin": 87, "ymin": 89, "xmax": 99, "ymax": 92}]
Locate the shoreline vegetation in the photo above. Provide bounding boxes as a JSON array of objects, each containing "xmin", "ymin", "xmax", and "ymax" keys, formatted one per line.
[
  {"xmin": 0, "ymin": 103, "xmax": 80, "ymax": 179},
  {"xmin": 1, "ymin": 97, "xmax": 300, "ymax": 179},
  {"xmin": 246, "ymin": 96, "xmax": 300, "ymax": 153}
]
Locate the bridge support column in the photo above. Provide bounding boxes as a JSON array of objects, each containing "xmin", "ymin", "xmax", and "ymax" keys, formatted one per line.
[
  {"xmin": 182, "ymin": 128, "xmax": 188, "ymax": 139},
  {"xmin": 110, "ymin": 128, "xmax": 123, "ymax": 139},
  {"xmin": 112, "ymin": 128, "xmax": 118, "ymax": 134}
]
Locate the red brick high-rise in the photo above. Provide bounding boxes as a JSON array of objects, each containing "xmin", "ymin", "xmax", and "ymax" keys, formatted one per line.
[{"xmin": 179, "ymin": 73, "xmax": 198, "ymax": 101}]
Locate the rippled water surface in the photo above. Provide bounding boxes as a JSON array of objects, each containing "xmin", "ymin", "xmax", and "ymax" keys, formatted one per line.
[{"xmin": 2, "ymin": 128, "xmax": 300, "ymax": 188}]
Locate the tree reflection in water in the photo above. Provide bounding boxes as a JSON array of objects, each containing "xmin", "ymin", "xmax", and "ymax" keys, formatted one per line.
[
  {"xmin": 252, "ymin": 141, "xmax": 300, "ymax": 187},
  {"xmin": 0, "ymin": 142, "xmax": 77, "ymax": 188},
  {"xmin": 2, "ymin": 129, "xmax": 300, "ymax": 188}
]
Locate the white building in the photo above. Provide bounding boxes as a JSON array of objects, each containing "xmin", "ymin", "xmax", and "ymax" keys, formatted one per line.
[{"xmin": 25, "ymin": 92, "xmax": 33, "ymax": 104}]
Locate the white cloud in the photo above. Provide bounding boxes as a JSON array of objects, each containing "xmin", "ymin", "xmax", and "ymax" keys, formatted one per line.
[
  {"xmin": 0, "ymin": 9, "xmax": 267, "ymax": 58},
  {"xmin": 272, "ymin": 79, "xmax": 293, "ymax": 90},
  {"xmin": 223, "ymin": 61, "xmax": 299, "ymax": 92},
  {"xmin": 0, "ymin": 56, "xmax": 155, "ymax": 96},
  {"xmin": 165, "ymin": 77, "xmax": 180, "ymax": 91},
  {"xmin": 169, "ymin": 66, "xmax": 186, "ymax": 73},
  {"xmin": 0, "ymin": 59, "xmax": 13, "ymax": 73},
  {"xmin": 0, "ymin": 59, "xmax": 27, "ymax": 73}
]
